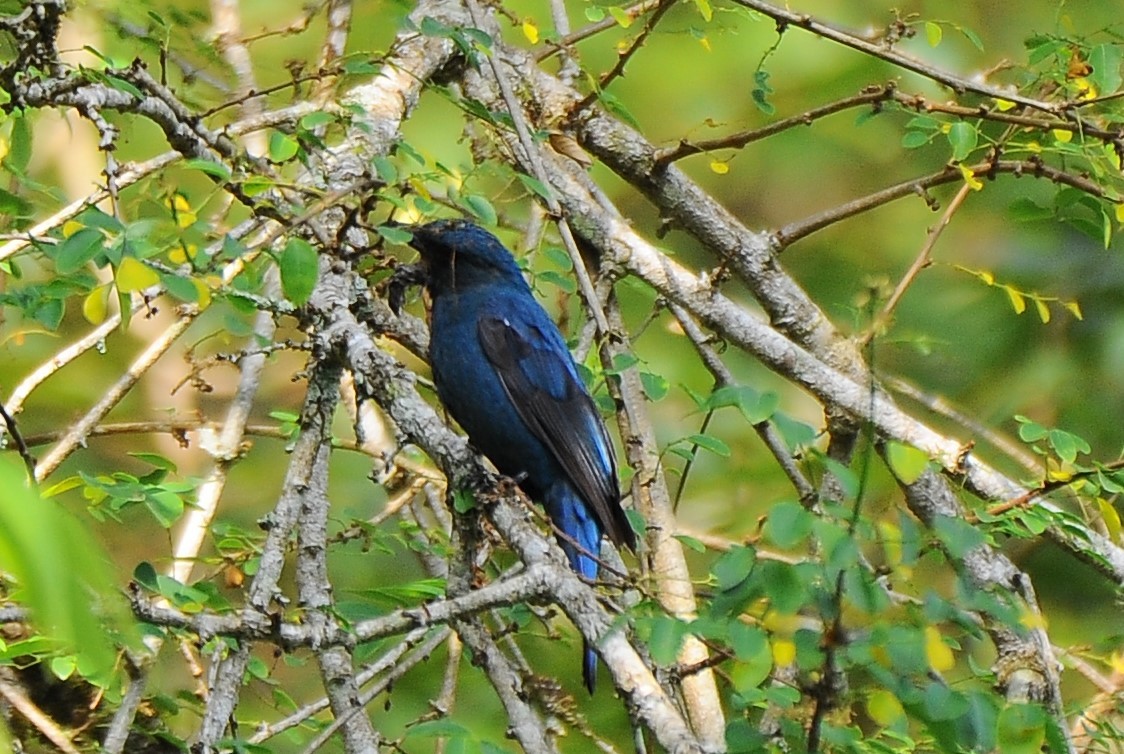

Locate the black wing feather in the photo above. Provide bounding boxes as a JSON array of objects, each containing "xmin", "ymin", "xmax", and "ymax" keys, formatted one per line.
[{"xmin": 478, "ymin": 315, "xmax": 634, "ymax": 550}]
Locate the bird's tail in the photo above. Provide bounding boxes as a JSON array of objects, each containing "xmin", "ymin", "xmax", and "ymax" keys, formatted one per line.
[
  {"xmin": 545, "ymin": 482, "xmax": 605, "ymax": 693},
  {"xmin": 582, "ymin": 640, "xmax": 597, "ymax": 694}
]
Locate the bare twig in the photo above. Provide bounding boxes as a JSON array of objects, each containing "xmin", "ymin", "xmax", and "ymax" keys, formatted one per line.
[
  {"xmin": 572, "ymin": 0, "xmax": 676, "ymax": 114},
  {"xmin": 728, "ymin": 0, "xmax": 1058, "ymax": 114},
  {"xmin": 776, "ymin": 158, "xmax": 1113, "ymax": 249},
  {"xmin": 534, "ymin": 0, "xmax": 663, "ymax": 63},
  {"xmin": 34, "ymin": 311, "xmax": 196, "ymax": 482},
  {"xmin": 655, "ymin": 84, "xmax": 897, "ymax": 165},
  {"xmin": 867, "ymin": 178, "xmax": 975, "ymax": 339},
  {"xmin": 0, "ymin": 399, "xmax": 35, "ymax": 479},
  {"xmin": 671, "ymin": 303, "xmax": 816, "ymax": 505}
]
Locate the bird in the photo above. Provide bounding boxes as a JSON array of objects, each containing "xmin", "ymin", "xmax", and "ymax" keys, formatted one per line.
[{"xmin": 406, "ymin": 219, "xmax": 636, "ymax": 693}]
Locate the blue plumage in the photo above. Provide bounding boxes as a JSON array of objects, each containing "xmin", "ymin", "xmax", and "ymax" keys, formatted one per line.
[{"xmin": 408, "ymin": 220, "xmax": 635, "ymax": 692}]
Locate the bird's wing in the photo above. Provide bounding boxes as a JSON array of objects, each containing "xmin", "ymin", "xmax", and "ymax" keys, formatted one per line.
[{"xmin": 477, "ymin": 313, "xmax": 634, "ymax": 550}]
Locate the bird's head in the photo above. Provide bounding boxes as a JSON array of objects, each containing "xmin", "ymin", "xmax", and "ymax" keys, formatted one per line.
[{"xmin": 407, "ymin": 220, "xmax": 528, "ymax": 294}]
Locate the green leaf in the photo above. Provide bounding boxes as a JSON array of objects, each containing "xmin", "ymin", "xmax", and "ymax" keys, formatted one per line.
[
  {"xmin": 7, "ymin": 112, "xmax": 32, "ymax": 173},
  {"xmin": 463, "ymin": 194, "xmax": 497, "ymax": 226},
  {"xmin": 0, "ymin": 187, "xmax": 32, "ymax": 217},
  {"xmin": 1088, "ymin": 43, "xmax": 1122, "ymax": 96},
  {"xmin": 130, "ymin": 452, "xmax": 177, "ymax": 471},
  {"xmin": 640, "ymin": 371, "xmax": 670, "ymax": 401},
  {"xmin": 597, "ymin": 88, "xmax": 641, "ymax": 127},
  {"xmin": 183, "ymin": 158, "xmax": 232, "ymax": 181},
  {"xmin": 647, "ymin": 616, "xmax": 688, "ymax": 665},
  {"xmin": 1015, "ymin": 415, "xmax": 1047, "ymax": 442},
  {"xmin": 728, "ymin": 622, "xmax": 770, "ymax": 671},
  {"xmin": 822, "ymin": 456, "xmax": 860, "ymax": 500},
  {"xmin": 241, "ymin": 176, "xmax": 275, "ymax": 197},
  {"xmin": 901, "ymin": 130, "xmax": 932, "ymax": 149},
  {"xmin": 703, "ymin": 385, "xmax": 776, "ymax": 424},
  {"xmin": 268, "ymin": 131, "xmax": 300, "ymax": 162},
  {"xmin": 371, "ymin": 155, "xmax": 398, "ymax": 184},
  {"xmin": 686, "ymin": 433, "xmax": 730, "ymax": 457},
  {"xmin": 1008, "ymin": 197, "xmax": 1053, "ymax": 222},
  {"xmin": 933, "ymin": 514, "xmax": 986, "ymax": 559},
  {"xmin": 762, "ymin": 501, "xmax": 813, "ymax": 549},
  {"xmin": 405, "ymin": 719, "xmax": 471, "ymax": 739},
  {"xmin": 50, "ymin": 654, "xmax": 77, "ymax": 680},
  {"xmin": 459, "ymin": 27, "xmax": 493, "ymax": 51},
  {"xmin": 105, "ymin": 75, "xmax": 143, "ymax": 98},
  {"xmin": 947, "ymin": 122, "xmax": 978, "ymax": 161},
  {"xmin": 1047, "ymin": 428, "xmax": 1089, "ymax": 464},
  {"xmin": 0, "ymin": 456, "xmax": 132, "ymax": 676},
  {"xmin": 609, "ymin": 352, "xmax": 640, "ymax": 373},
  {"xmin": 673, "ymin": 534, "xmax": 706, "ymax": 553},
  {"xmin": 536, "ymin": 270, "xmax": 576, "ymax": 294},
  {"xmin": 958, "ymin": 24, "xmax": 984, "ymax": 51},
  {"xmin": 299, "ymin": 111, "xmax": 336, "ymax": 130},
  {"xmin": 376, "ymin": 224, "xmax": 413, "ymax": 244},
  {"xmin": 760, "ymin": 560, "xmax": 807, "ymax": 614},
  {"xmin": 923, "ymin": 682, "xmax": 969, "ymax": 721},
  {"xmin": 145, "ymin": 491, "xmax": 185, "ymax": 528},
  {"xmin": 54, "ymin": 228, "xmax": 105, "ymax": 274},
  {"xmin": 996, "ymin": 703, "xmax": 1046, "ymax": 754},
  {"xmin": 774, "ymin": 414, "xmax": 817, "ymax": 450},
  {"xmin": 516, "ymin": 172, "xmax": 554, "ymax": 202},
  {"xmin": 279, "ymin": 237, "xmax": 319, "ymax": 306},
  {"xmin": 342, "ymin": 59, "xmax": 379, "ymax": 75},
  {"xmin": 712, "ymin": 545, "xmax": 756, "ymax": 590},
  {"xmin": 885, "ymin": 441, "xmax": 929, "ymax": 483},
  {"xmin": 452, "ymin": 488, "xmax": 476, "ymax": 513},
  {"xmin": 161, "ymin": 273, "xmax": 199, "ymax": 303},
  {"xmin": 133, "ymin": 561, "xmax": 159, "ymax": 591}
]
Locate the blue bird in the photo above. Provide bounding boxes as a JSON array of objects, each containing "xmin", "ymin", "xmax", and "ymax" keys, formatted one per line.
[{"xmin": 407, "ymin": 219, "xmax": 636, "ymax": 693}]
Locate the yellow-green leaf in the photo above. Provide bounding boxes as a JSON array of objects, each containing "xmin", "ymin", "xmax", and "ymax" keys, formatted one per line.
[
  {"xmin": 866, "ymin": 689, "xmax": 906, "ymax": 727},
  {"xmin": 1063, "ymin": 300, "xmax": 1083, "ymax": 320},
  {"xmin": 958, "ymin": 163, "xmax": 983, "ymax": 191},
  {"xmin": 710, "ymin": 159, "xmax": 730, "ymax": 175},
  {"xmin": 771, "ymin": 638, "xmax": 795, "ymax": 666},
  {"xmin": 192, "ymin": 278, "xmax": 212, "ymax": 310},
  {"xmin": 886, "ymin": 441, "xmax": 929, "ymax": 484},
  {"xmin": 1098, "ymin": 498, "xmax": 1122, "ymax": 544},
  {"xmin": 521, "ymin": 18, "xmax": 539, "ymax": 44},
  {"xmin": 1003, "ymin": 285, "xmax": 1026, "ymax": 314},
  {"xmin": 925, "ymin": 21, "xmax": 942, "ymax": 47},
  {"xmin": 115, "ymin": 256, "xmax": 160, "ymax": 292},
  {"xmin": 924, "ymin": 626, "xmax": 955, "ymax": 672},
  {"xmin": 82, "ymin": 284, "xmax": 111, "ymax": 324},
  {"xmin": 693, "ymin": 0, "xmax": 713, "ymax": 22},
  {"xmin": 1033, "ymin": 297, "xmax": 1051, "ymax": 324},
  {"xmin": 607, "ymin": 6, "xmax": 633, "ymax": 27}
]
